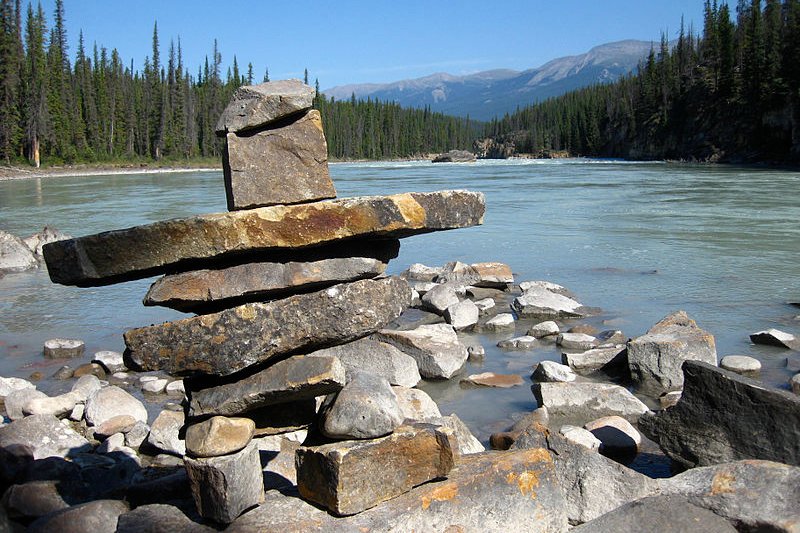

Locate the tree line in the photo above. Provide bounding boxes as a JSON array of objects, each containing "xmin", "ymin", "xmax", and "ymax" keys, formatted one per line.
[
  {"xmin": 0, "ymin": 0, "xmax": 476, "ymax": 168},
  {"xmin": 485, "ymin": 0, "xmax": 800, "ymax": 163}
]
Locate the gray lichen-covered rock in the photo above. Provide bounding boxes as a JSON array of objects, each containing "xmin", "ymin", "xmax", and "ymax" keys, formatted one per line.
[
  {"xmin": 43, "ymin": 338, "xmax": 85, "ymax": 358},
  {"xmin": 529, "ymin": 320, "xmax": 560, "ymax": 338},
  {"xmin": 4, "ymin": 387, "xmax": 47, "ymax": 420},
  {"xmin": 0, "ymin": 376, "xmax": 35, "ymax": 399},
  {"xmin": 511, "ymin": 422, "xmax": 660, "ymax": 525},
  {"xmin": 215, "ymin": 79, "xmax": 315, "ymax": 134},
  {"xmin": 470, "ymin": 261, "xmax": 514, "ymax": 288},
  {"xmin": 319, "ymin": 372, "xmax": 403, "ymax": 439},
  {"xmin": 43, "ymin": 190, "xmax": 485, "ymax": 287},
  {"xmin": 532, "ymin": 360, "xmax": 577, "ymax": 383},
  {"xmin": 308, "ymin": 337, "xmax": 421, "ymax": 388},
  {"xmin": 147, "ymin": 409, "xmax": 186, "ymax": 456},
  {"xmin": 392, "ymin": 386, "xmax": 442, "ymax": 422},
  {"xmin": 533, "ymin": 382, "xmax": 650, "ymax": 425},
  {"xmin": 432, "ymin": 413, "xmax": 485, "ymax": 455},
  {"xmin": 296, "ymin": 424, "xmax": 458, "ymax": 516},
  {"xmin": 557, "ymin": 332, "xmax": 598, "ymax": 351},
  {"xmin": 431, "ymin": 149, "xmax": 476, "ymax": 163},
  {"xmin": 0, "ymin": 414, "xmax": 91, "ymax": 459},
  {"xmin": 222, "ymin": 109, "xmax": 336, "ymax": 210},
  {"xmin": 659, "ymin": 460, "xmax": 800, "ymax": 533},
  {"xmin": 126, "ymin": 277, "xmax": 410, "ymax": 377},
  {"xmin": 444, "ymin": 298, "xmax": 479, "ymax": 330},
  {"xmin": 512, "ymin": 285, "xmax": 589, "ymax": 318},
  {"xmin": 421, "ymin": 282, "xmax": 461, "ymax": 314},
  {"xmin": 639, "ymin": 360, "xmax": 800, "ymax": 468},
  {"xmin": 481, "ymin": 312, "xmax": 516, "ymax": 331},
  {"xmin": 91, "ymin": 351, "xmax": 126, "ymax": 373},
  {"xmin": 584, "ymin": 415, "xmax": 641, "ymax": 455},
  {"xmin": 376, "ymin": 324, "xmax": 468, "ymax": 379},
  {"xmin": 570, "ymin": 495, "xmax": 737, "ymax": 533},
  {"xmin": 184, "ymin": 441, "xmax": 264, "ymax": 524},
  {"xmin": 187, "ymin": 354, "xmax": 346, "ymax": 417},
  {"xmin": 562, "ymin": 345, "xmax": 627, "ymax": 374},
  {"xmin": 144, "ymin": 250, "xmax": 394, "ymax": 313},
  {"xmin": 627, "ymin": 310, "xmax": 717, "ymax": 394},
  {"xmin": 229, "ymin": 448, "xmax": 569, "ymax": 532}
]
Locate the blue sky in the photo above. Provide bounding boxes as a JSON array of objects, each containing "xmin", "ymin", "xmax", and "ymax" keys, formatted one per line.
[{"xmin": 37, "ymin": 0, "xmax": 706, "ymax": 88}]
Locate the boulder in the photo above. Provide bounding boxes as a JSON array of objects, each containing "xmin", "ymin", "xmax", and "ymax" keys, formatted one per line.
[
  {"xmin": 421, "ymin": 282, "xmax": 461, "ymax": 314},
  {"xmin": 319, "ymin": 372, "xmax": 403, "ymax": 439},
  {"xmin": 512, "ymin": 286, "xmax": 589, "ymax": 318},
  {"xmin": 532, "ymin": 382, "xmax": 649, "ymax": 425},
  {"xmin": 570, "ymin": 495, "xmax": 737, "ymax": 533},
  {"xmin": 444, "ymin": 299, "xmax": 479, "ymax": 330},
  {"xmin": 481, "ymin": 312, "xmax": 516, "ymax": 331},
  {"xmin": 488, "ymin": 408, "xmax": 550, "ymax": 451},
  {"xmin": 402, "ymin": 262, "xmax": 442, "ymax": 281},
  {"xmin": 528, "ymin": 320, "xmax": 560, "ymax": 338},
  {"xmin": 71, "ymin": 374, "xmax": 103, "ymax": 401},
  {"xmin": 497, "ymin": 335, "xmax": 538, "ymax": 350},
  {"xmin": 184, "ymin": 441, "xmax": 264, "ymax": 524},
  {"xmin": 519, "ymin": 280, "xmax": 571, "ymax": 294},
  {"xmin": 469, "ymin": 261, "xmax": 514, "ymax": 288},
  {"xmin": 659, "ymin": 460, "xmax": 800, "ymax": 532},
  {"xmin": 584, "ymin": 415, "xmax": 641, "ymax": 456},
  {"xmin": 434, "ymin": 261, "xmax": 481, "ymax": 285},
  {"xmin": 4, "ymin": 387, "xmax": 47, "ymax": 420},
  {"xmin": 659, "ymin": 390, "xmax": 682, "ymax": 408},
  {"xmin": 1, "ymin": 480, "xmax": 72, "ymax": 519},
  {"xmin": 43, "ymin": 190, "xmax": 485, "ymax": 287},
  {"xmin": 43, "ymin": 338, "xmax": 85, "ymax": 358},
  {"xmin": 639, "ymin": 360, "xmax": 800, "ymax": 468},
  {"xmin": 719, "ymin": 355, "xmax": 761, "ymax": 375},
  {"xmin": 532, "ymin": 360, "xmax": 577, "ymax": 383},
  {"xmin": 222, "ymin": 109, "xmax": 335, "ymax": 210},
  {"xmin": 84, "ymin": 386, "xmax": 148, "ymax": 426},
  {"xmin": 557, "ymin": 332, "xmax": 598, "ymax": 351},
  {"xmin": 116, "ymin": 503, "xmax": 217, "ymax": 533},
  {"xmin": 94, "ymin": 415, "xmax": 138, "ymax": 439},
  {"xmin": 562, "ymin": 345, "xmax": 627, "ymax": 374},
  {"xmin": 461, "ymin": 372, "xmax": 524, "ymax": 388},
  {"xmin": 144, "ymin": 251, "xmax": 393, "ymax": 313},
  {"xmin": 467, "ymin": 344, "xmax": 485, "ymax": 361},
  {"xmin": 296, "ymin": 424, "xmax": 458, "ymax": 516},
  {"xmin": 127, "ymin": 277, "xmax": 410, "ymax": 377},
  {"xmin": 749, "ymin": 328, "xmax": 799, "ymax": 349},
  {"xmin": 166, "ymin": 379, "xmax": 185, "ymax": 395},
  {"xmin": 141, "ymin": 378, "xmax": 168, "ymax": 394},
  {"xmin": 511, "ymin": 422, "xmax": 660, "ymax": 524},
  {"xmin": 433, "ymin": 413, "xmax": 485, "ymax": 455},
  {"xmin": 392, "ymin": 386, "xmax": 442, "ymax": 423},
  {"xmin": 27, "ymin": 499, "xmax": 129, "ymax": 533},
  {"xmin": 215, "ymin": 79, "xmax": 314, "ymax": 133},
  {"xmin": 0, "ymin": 376, "xmax": 35, "ymax": 399},
  {"xmin": 309, "ymin": 337, "xmax": 420, "ymax": 388},
  {"xmin": 72, "ymin": 362, "xmax": 106, "ymax": 379},
  {"xmin": 559, "ymin": 425, "xmax": 601, "ymax": 451},
  {"xmin": 185, "ymin": 416, "xmax": 255, "ymax": 458},
  {"xmin": 22, "ymin": 391, "xmax": 81, "ymax": 418},
  {"xmin": 187, "ymin": 354, "xmax": 345, "ymax": 417},
  {"xmin": 376, "ymin": 324, "xmax": 468, "ymax": 379},
  {"xmin": 0, "ymin": 230, "xmax": 38, "ymax": 271},
  {"xmin": 473, "ymin": 297, "xmax": 496, "ymax": 313},
  {"xmin": 147, "ymin": 409, "xmax": 186, "ymax": 456},
  {"xmin": 229, "ymin": 449, "xmax": 568, "ymax": 532},
  {"xmin": 125, "ymin": 421, "xmax": 150, "ymax": 449},
  {"xmin": 431, "ymin": 149, "xmax": 476, "ymax": 163},
  {"xmin": 627, "ymin": 311, "xmax": 717, "ymax": 394},
  {"xmin": 0, "ymin": 414, "xmax": 91, "ymax": 459},
  {"xmin": 22, "ymin": 226, "xmax": 70, "ymax": 258}
]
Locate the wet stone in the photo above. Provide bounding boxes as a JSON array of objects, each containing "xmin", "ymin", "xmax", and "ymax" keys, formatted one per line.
[{"xmin": 43, "ymin": 338, "xmax": 85, "ymax": 359}]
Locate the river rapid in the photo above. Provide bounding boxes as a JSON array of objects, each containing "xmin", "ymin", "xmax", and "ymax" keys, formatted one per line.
[{"xmin": 1, "ymin": 159, "xmax": 798, "ymax": 444}]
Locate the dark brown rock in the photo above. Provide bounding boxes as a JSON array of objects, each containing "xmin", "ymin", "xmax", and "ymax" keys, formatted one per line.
[
  {"xmin": 295, "ymin": 424, "xmax": 457, "ymax": 516},
  {"xmin": 43, "ymin": 190, "xmax": 485, "ymax": 287},
  {"xmin": 246, "ymin": 400, "xmax": 317, "ymax": 436},
  {"xmin": 187, "ymin": 355, "xmax": 345, "ymax": 417},
  {"xmin": 215, "ymin": 79, "xmax": 315, "ymax": 134},
  {"xmin": 144, "ymin": 252, "xmax": 392, "ymax": 313},
  {"xmin": 223, "ymin": 109, "xmax": 335, "ymax": 210},
  {"xmin": 639, "ymin": 360, "xmax": 800, "ymax": 468},
  {"xmin": 125, "ymin": 277, "xmax": 410, "ymax": 376}
]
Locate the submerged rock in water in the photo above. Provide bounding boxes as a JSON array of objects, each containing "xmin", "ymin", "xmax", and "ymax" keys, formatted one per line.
[
  {"xmin": 749, "ymin": 328, "xmax": 799, "ymax": 349},
  {"xmin": 126, "ymin": 277, "xmax": 410, "ymax": 377},
  {"xmin": 639, "ymin": 360, "xmax": 800, "ymax": 468},
  {"xmin": 43, "ymin": 190, "xmax": 485, "ymax": 287},
  {"xmin": 532, "ymin": 382, "xmax": 650, "ymax": 425},
  {"xmin": 0, "ymin": 230, "xmax": 38, "ymax": 271},
  {"xmin": 431, "ymin": 149, "xmax": 476, "ymax": 163}
]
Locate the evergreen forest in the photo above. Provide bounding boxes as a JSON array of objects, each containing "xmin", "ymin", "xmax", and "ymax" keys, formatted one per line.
[
  {"xmin": 485, "ymin": 0, "xmax": 800, "ymax": 163},
  {"xmin": 0, "ymin": 0, "xmax": 475, "ymax": 167}
]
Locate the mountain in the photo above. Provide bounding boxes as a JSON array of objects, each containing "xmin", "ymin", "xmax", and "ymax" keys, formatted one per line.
[{"xmin": 323, "ymin": 40, "xmax": 656, "ymax": 121}]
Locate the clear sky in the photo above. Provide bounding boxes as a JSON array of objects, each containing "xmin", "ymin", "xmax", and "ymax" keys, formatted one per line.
[{"xmin": 36, "ymin": 0, "xmax": 706, "ymax": 89}]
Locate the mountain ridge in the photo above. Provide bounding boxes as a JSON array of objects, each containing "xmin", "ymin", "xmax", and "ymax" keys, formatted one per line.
[{"xmin": 323, "ymin": 40, "xmax": 656, "ymax": 121}]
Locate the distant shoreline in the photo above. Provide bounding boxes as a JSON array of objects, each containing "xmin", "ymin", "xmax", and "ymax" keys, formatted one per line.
[{"xmin": 0, "ymin": 163, "xmax": 223, "ymax": 182}]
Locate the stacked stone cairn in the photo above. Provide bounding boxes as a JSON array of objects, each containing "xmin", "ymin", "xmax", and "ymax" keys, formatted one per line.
[{"xmin": 41, "ymin": 80, "xmax": 486, "ymax": 524}]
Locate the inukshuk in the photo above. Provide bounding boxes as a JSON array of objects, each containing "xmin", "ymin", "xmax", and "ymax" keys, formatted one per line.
[{"xmin": 43, "ymin": 79, "xmax": 484, "ymax": 523}]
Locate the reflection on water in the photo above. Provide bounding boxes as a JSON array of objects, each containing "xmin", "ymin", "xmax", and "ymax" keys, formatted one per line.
[{"xmin": 1, "ymin": 161, "xmax": 799, "ymax": 439}]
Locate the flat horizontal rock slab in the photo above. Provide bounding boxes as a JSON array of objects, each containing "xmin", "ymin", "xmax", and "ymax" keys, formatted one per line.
[
  {"xmin": 187, "ymin": 355, "xmax": 346, "ymax": 417},
  {"xmin": 43, "ymin": 190, "xmax": 485, "ymax": 287},
  {"xmin": 124, "ymin": 277, "xmax": 410, "ymax": 376},
  {"xmin": 144, "ymin": 241, "xmax": 398, "ymax": 313}
]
